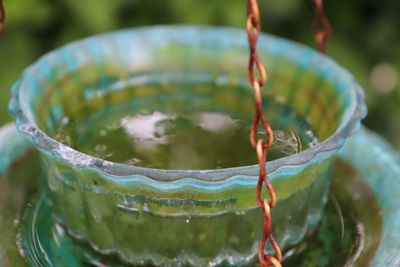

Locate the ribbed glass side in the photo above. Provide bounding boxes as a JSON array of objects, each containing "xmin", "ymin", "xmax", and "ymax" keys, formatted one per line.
[{"xmin": 43, "ymin": 151, "xmax": 333, "ymax": 265}]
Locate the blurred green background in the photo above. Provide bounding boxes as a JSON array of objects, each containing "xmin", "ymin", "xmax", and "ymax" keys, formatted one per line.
[{"xmin": 0, "ymin": 0, "xmax": 399, "ymax": 149}]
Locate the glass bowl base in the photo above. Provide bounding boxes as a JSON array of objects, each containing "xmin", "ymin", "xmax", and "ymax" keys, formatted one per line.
[{"xmin": 19, "ymin": 160, "xmax": 381, "ymax": 267}]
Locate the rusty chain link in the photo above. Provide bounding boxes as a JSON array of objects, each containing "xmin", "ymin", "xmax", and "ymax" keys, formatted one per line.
[
  {"xmin": 312, "ymin": 0, "xmax": 331, "ymax": 53},
  {"xmin": 0, "ymin": 0, "xmax": 5, "ymax": 36},
  {"xmin": 246, "ymin": 1, "xmax": 282, "ymax": 266}
]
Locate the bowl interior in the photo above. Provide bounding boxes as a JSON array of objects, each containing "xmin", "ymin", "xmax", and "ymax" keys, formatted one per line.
[{"xmin": 16, "ymin": 26, "xmax": 357, "ymax": 170}]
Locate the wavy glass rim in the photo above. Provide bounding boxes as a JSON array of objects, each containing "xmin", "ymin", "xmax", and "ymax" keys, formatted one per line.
[{"xmin": 8, "ymin": 25, "xmax": 367, "ymax": 181}]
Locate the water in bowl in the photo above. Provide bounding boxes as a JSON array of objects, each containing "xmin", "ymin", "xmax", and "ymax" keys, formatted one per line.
[{"xmin": 52, "ymin": 81, "xmax": 319, "ymax": 169}]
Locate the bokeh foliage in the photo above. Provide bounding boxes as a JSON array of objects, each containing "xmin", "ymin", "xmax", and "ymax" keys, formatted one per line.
[{"xmin": 0, "ymin": 0, "xmax": 399, "ymax": 148}]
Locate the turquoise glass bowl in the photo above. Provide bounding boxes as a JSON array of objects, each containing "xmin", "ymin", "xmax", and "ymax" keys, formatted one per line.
[{"xmin": 9, "ymin": 26, "xmax": 366, "ymax": 266}]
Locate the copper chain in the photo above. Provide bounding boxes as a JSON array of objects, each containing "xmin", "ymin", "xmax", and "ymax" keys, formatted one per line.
[
  {"xmin": 312, "ymin": 0, "xmax": 331, "ymax": 53},
  {"xmin": 246, "ymin": 1, "xmax": 281, "ymax": 266},
  {"xmin": 0, "ymin": 1, "xmax": 328, "ymax": 265},
  {"xmin": 0, "ymin": 0, "xmax": 4, "ymax": 36}
]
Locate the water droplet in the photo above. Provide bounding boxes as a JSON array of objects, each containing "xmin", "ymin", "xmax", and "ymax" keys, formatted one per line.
[
  {"xmin": 94, "ymin": 144, "xmax": 107, "ymax": 153},
  {"xmin": 55, "ymin": 223, "xmax": 65, "ymax": 237},
  {"xmin": 100, "ymin": 129, "xmax": 107, "ymax": 136},
  {"xmin": 143, "ymin": 203, "xmax": 149, "ymax": 213},
  {"xmin": 61, "ymin": 116, "xmax": 70, "ymax": 126},
  {"xmin": 199, "ymin": 233, "xmax": 207, "ymax": 241}
]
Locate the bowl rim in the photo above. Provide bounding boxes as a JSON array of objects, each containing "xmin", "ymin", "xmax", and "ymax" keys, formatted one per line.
[{"xmin": 8, "ymin": 25, "xmax": 367, "ymax": 182}]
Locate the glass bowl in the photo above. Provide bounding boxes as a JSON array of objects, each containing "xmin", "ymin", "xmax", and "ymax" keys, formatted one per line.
[{"xmin": 9, "ymin": 26, "xmax": 366, "ymax": 266}]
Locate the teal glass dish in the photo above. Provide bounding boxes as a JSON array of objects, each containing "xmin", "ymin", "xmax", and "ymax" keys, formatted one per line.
[{"xmin": 9, "ymin": 26, "xmax": 366, "ymax": 266}]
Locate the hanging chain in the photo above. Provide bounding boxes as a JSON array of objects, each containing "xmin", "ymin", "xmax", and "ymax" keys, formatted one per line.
[
  {"xmin": 0, "ymin": 0, "xmax": 329, "ymax": 265},
  {"xmin": 246, "ymin": 1, "xmax": 282, "ymax": 266},
  {"xmin": 312, "ymin": 0, "xmax": 331, "ymax": 53},
  {"xmin": 0, "ymin": 0, "xmax": 5, "ymax": 36}
]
